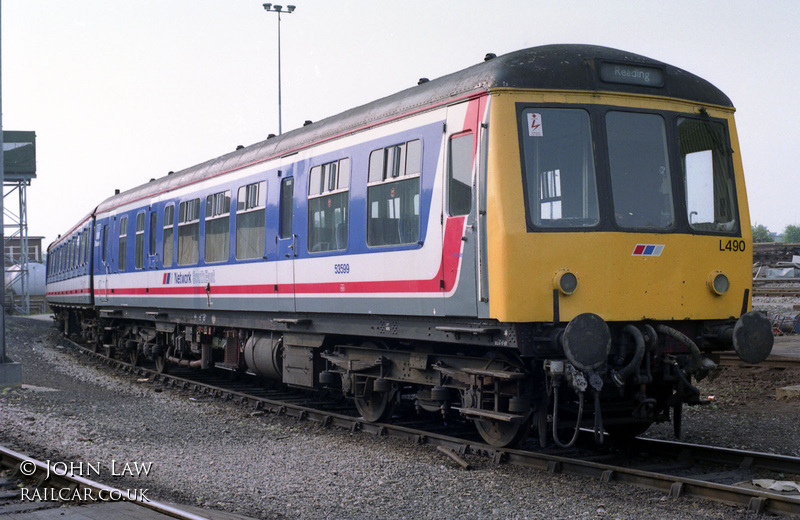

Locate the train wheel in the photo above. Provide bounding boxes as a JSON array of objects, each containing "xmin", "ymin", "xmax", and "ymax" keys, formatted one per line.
[
  {"xmin": 124, "ymin": 339, "xmax": 139, "ymax": 366},
  {"xmin": 155, "ymin": 353, "xmax": 169, "ymax": 374},
  {"xmin": 474, "ymin": 417, "xmax": 531, "ymax": 448},
  {"xmin": 129, "ymin": 348, "xmax": 140, "ymax": 366},
  {"xmin": 355, "ymin": 392, "xmax": 393, "ymax": 422},
  {"xmin": 354, "ymin": 378, "xmax": 395, "ymax": 422}
]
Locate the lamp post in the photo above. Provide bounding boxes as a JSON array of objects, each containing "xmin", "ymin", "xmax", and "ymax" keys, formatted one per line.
[
  {"xmin": 262, "ymin": 3, "xmax": 295, "ymax": 136},
  {"xmin": 0, "ymin": 0, "xmax": 21, "ymax": 389}
]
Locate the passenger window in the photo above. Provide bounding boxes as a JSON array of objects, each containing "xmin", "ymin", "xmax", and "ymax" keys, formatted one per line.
[
  {"xmin": 236, "ymin": 181, "xmax": 266, "ymax": 260},
  {"xmin": 135, "ymin": 212, "xmax": 145, "ymax": 270},
  {"xmin": 163, "ymin": 205, "xmax": 174, "ymax": 268},
  {"xmin": 205, "ymin": 190, "xmax": 231, "ymax": 263},
  {"xmin": 79, "ymin": 234, "xmax": 84, "ymax": 266},
  {"xmin": 406, "ymin": 140, "xmax": 422, "ymax": 175},
  {"xmin": 448, "ymin": 133, "xmax": 473, "ymax": 216},
  {"xmin": 118, "ymin": 216, "xmax": 128, "ymax": 271},
  {"xmin": 84, "ymin": 228, "xmax": 91, "ymax": 265},
  {"xmin": 309, "ymin": 166, "xmax": 323, "ymax": 196},
  {"xmin": 279, "ymin": 178, "xmax": 294, "ymax": 239},
  {"xmin": 367, "ymin": 140, "xmax": 421, "ymax": 246},
  {"xmin": 308, "ymin": 158, "xmax": 350, "ymax": 253},
  {"xmin": 368, "ymin": 150, "xmax": 384, "ymax": 183},
  {"xmin": 178, "ymin": 199, "xmax": 200, "ymax": 265},
  {"xmin": 73, "ymin": 235, "xmax": 80, "ymax": 268}
]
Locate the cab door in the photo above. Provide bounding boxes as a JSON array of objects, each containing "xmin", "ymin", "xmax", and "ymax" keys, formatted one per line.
[{"xmin": 442, "ymin": 100, "xmax": 483, "ymax": 317}]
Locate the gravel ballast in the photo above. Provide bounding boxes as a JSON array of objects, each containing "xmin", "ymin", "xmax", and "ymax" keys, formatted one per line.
[{"xmin": 2, "ymin": 316, "xmax": 798, "ymax": 519}]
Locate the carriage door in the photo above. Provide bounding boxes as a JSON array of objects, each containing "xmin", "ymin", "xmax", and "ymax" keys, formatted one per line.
[
  {"xmin": 275, "ymin": 169, "xmax": 297, "ymax": 312},
  {"xmin": 145, "ymin": 209, "xmax": 159, "ymax": 293},
  {"xmin": 442, "ymin": 101, "xmax": 482, "ymax": 317},
  {"xmin": 96, "ymin": 223, "xmax": 110, "ymax": 302}
]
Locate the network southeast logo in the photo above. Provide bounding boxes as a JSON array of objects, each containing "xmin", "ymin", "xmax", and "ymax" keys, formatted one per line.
[
  {"xmin": 632, "ymin": 244, "xmax": 664, "ymax": 257},
  {"xmin": 162, "ymin": 270, "xmax": 216, "ymax": 284}
]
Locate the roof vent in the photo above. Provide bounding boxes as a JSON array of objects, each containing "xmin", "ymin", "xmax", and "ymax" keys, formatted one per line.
[
  {"xmin": 236, "ymin": 145, "xmax": 245, "ymax": 150},
  {"xmin": 168, "ymin": 171, "xmax": 174, "ymax": 175},
  {"xmin": 484, "ymin": 53, "xmax": 496, "ymax": 61},
  {"xmin": 417, "ymin": 77, "xmax": 429, "ymax": 85},
  {"xmin": 149, "ymin": 178, "xmax": 156, "ymax": 182},
  {"xmin": 267, "ymin": 133, "xmax": 276, "ymax": 139},
  {"xmin": 114, "ymin": 189, "xmax": 120, "ymax": 195},
  {"xmin": 304, "ymin": 120, "xmax": 313, "ymax": 126}
]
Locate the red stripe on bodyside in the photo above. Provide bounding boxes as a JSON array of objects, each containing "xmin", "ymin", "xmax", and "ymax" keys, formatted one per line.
[{"xmin": 94, "ymin": 216, "xmax": 467, "ymax": 298}]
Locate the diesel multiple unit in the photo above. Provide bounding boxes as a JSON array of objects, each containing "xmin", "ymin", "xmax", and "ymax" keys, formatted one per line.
[{"xmin": 46, "ymin": 45, "xmax": 773, "ymax": 447}]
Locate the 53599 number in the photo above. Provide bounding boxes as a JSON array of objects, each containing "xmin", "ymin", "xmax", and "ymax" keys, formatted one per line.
[{"xmin": 334, "ymin": 263, "xmax": 350, "ymax": 274}]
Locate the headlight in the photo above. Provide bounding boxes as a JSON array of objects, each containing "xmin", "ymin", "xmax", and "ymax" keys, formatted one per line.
[
  {"xmin": 553, "ymin": 269, "xmax": 578, "ymax": 295},
  {"xmin": 707, "ymin": 271, "xmax": 729, "ymax": 295}
]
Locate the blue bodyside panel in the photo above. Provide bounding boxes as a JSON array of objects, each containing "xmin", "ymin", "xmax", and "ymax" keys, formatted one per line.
[{"xmin": 92, "ymin": 121, "xmax": 444, "ymax": 274}]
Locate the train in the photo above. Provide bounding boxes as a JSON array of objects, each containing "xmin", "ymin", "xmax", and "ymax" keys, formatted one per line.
[{"xmin": 46, "ymin": 44, "xmax": 773, "ymax": 447}]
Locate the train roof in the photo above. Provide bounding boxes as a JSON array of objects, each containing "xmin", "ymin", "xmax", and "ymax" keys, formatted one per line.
[{"xmin": 95, "ymin": 44, "xmax": 732, "ymax": 216}]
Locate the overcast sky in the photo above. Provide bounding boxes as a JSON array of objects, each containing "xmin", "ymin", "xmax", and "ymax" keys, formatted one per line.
[{"xmin": 3, "ymin": 0, "xmax": 798, "ymax": 248}]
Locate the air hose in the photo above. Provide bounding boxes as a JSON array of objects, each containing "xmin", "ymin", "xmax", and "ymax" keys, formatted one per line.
[
  {"xmin": 611, "ymin": 325, "xmax": 645, "ymax": 387},
  {"xmin": 552, "ymin": 385, "xmax": 585, "ymax": 448},
  {"xmin": 655, "ymin": 324, "xmax": 703, "ymax": 371}
]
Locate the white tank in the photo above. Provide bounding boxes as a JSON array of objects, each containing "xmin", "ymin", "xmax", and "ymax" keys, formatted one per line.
[{"xmin": 5, "ymin": 262, "xmax": 46, "ymax": 296}]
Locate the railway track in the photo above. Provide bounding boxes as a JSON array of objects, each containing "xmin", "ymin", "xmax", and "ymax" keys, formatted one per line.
[
  {"xmin": 752, "ymin": 278, "xmax": 800, "ymax": 298},
  {"xmin": 51, "ymin": 336, "xmax": 800, "ymax": 516},
  {"xmin": 754, "ymin": 287, "xmax": 800, "ymax": 298},
  {"xmin": 718, "ymin": 353, "xmax": 800, "ymax": 370}
]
